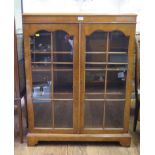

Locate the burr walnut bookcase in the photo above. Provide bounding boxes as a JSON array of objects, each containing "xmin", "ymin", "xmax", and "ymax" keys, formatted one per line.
[{"xmin": 23, "ymin": 14, "xmax": 136, "ymax": 146}]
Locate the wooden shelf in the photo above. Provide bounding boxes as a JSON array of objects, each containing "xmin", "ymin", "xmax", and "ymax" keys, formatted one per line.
[
  {"xmin": 86, "ymin": 62, "xmax": 128, "ymax": 65},
  {"xmin": 31, "ymin": 51, "xmax": 127, "ymax": 55},
  {"xmin": 108, "ymin": 52, "xmax": 127, "ymax": 54},
  {"xmin": 86, "ymin": 92, "xmax": 124, "ymax": 95},
  {"xmin": 85, "ymin": 99, "xmax": 125, "ymax": 101},
  {"xmin": 32, "ymin": 98, "xmax": 73, "ymax": 101},
  {"xmin": 86, "ymin": 68, "xmax": 127, "ymax": 71},
  {"xmin": 86, "ymin": 51, "xmax": 127, "ymax": 54},
  {"xmin": 32, "ymin": 68, "xmax": 73, "ymax": 72},
  {"xmin": 31, "ymin": 51, "xmax": 72, "ymax": 54},
  {"xmin": 32, "ymin": 62, "xmax": 73, "ymax": 64},
  {"xmin": 32, "ymin": 69, "xmax": 51, "ymax": 72},
  {"xmin": 31, "ymin": 52, "xmax": 51, "ymax": 54}
]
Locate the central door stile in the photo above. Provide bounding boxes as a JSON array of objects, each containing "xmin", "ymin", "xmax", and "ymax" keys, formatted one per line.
[
  {"xmin": 77, "ymin": 22, "xmax": 82, "ymax": 134},
  {"xmin": 51, "ymin": 32, "xmax": 54, "ymax": 129},
  {"xmin": 79, "ymin": 23, "xmax": 85, "ymax": 132},
  {"xmin": 72, "ymin": 24, "xmax": 80, "ymax": 133}
]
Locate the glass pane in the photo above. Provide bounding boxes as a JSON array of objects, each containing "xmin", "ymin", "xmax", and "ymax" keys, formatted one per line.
[
  {"xmin": 53, "ymin": 64, "xmax": 73, "ymax": 69},
  {"xmin": 30, "ymin": 30, "xmax": 51, "ymax": 70},
  {"xmin": 86, "ymin": 31, "xmax": 107, "ymax": 52},
  {"xmin": 53, "ymin": 65, "xmax": 73, "ymax": 99},
  {"xmin": 86, "ymin": 53, "xmax": 106, "ymax": 62},
  {"xmin": 85, "ymin": 71, "xmax": 105, "ymax": 99},
  {"xmin": 86, "ymin": 64, "xmax": 106, "ymax": 69},
  {"xmin": 53, "ymin": 31, "xmax": 74, "ymax": 128},
  {"xmin": 54, "ymin": 71, "xmax": 73, "ymax": 98},
  {"xmin": 31, "ymin": 53, "xmax": 51, "ymax": 62},
  {"xmin": 107, "ymin": 64, "xmax": 128, "ymax": 71},
  {"xmin": 53, "ymin": 53, "xmax": 73, "ymax": 62},
  {"xmin": 32, "ymin": 64, "xmax": 51, "ymax": 70},
  {"xmin": 84, "ymin": 101, "xmax": 104, "ymax": 128},
  {"xmin": 53, "ymin": 31, "xmax": 74, "ymax": 52},
  {"xmin": 33, "ymin": 100, "xmax": 52, "ymax": 128},
  {"xmin": 85, "ymin": 31, "xmax": 107, "ymax": 98},
  {"xmin": 54, "ymin": 101, "xmax": 73, "ymax": 128},
  {"xmin": 109, "ymin": 31, "xmax": 129, "ymax": 52},
  {"xmin": 32, "ymin": 71, "xmax": 52, "ymax": 99},
  {"xmin": 106, "ymin": 71, "xmax": 126, "ymax": 98},
  {"xmin": 105, "ymin": 101, "xmax": 124, "ymax": 128},
  {"xmin": 30, "ymin": 30, "xmax": 75, "ymax": 129},
  {"xmin": 53, "ymin": 31, "xmax": 73, "ymax": 63},
  {"xmin": 30, "ymin": 30, "xmax": 51, "ymax": 52},
  {"xmin": 108, "ymin": 54, "xmax": 128, "ymax": 63},
  {"xmin": 85, "ymin": 31, "xmax": 107, "ymax": 129}
]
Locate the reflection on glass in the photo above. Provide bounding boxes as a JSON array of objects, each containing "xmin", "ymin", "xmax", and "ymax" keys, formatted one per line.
[
  {"xmin": 86, "ymin": 31, "xmax": 107, "ymax": 52},
  {"xmin": 108, "ymin": 54, "xmax": 128, "ymax": 63},
  {"xmin": 30, "ymin": 30, "xmax": 51, "ymax": 52},
  {"xmin": 30, "ymin": 30, "xmax": 73, "ymax": 63},
  {"xmin": 54, "ymin": 31, "xmax": 73, "ymax": 52},
  {"xmin": 85, "ymin": 31, "xmax": 106, "ymax": 129},
  {"xmin": 85, "ymin": 71, "xmax": 105, "ymax": 94},
  {"xmin": 53, "ymin": 31, "xmax": 73, "ymax": 62},
  {"xmin": 33, "ymin": 100, "xmax": 52, "ymax": 128},
  {"xmin": 54, "ymin": 101, "xmax": 73, "ymax": 128},
  {"xmin": 53, "ymin": 64, "xmax": 73, "ymax": 69},
  {"xmin": 54, "ymin": 65, "xmax": 73, "ymax": 99},
  {"xmin": 105, "ymin": 101, "xmax": 124, "ymax": 128},
  {"xmin": 86, "ymin": 31, "xmax": 107, "ymax": 64},
  {"xmin": 31, "ymin": 53, "xmax": 51, "ymax": 62},
  {"xmin": 106, "ymin": 71, "xmax": 126, "ymax": 98},
  {"xmin": 107, "ymin": 64, "xmax": 128, "ymax": 71},
  {"xmin": 53, "ymin": 53, "xmax": 73, "ymax": 62},
  {"xmin": 30, "ymin": 29, "xmax": 74, "ymax": 129},
  {"xmin": 52, "ymin": 32, "xmax": 74, "ymax": 99},
  {"xmin": 85, "ymin": 101, "xmax": 104, "ymax": 128},
  {"xmin": 30, "ymin": 30, "xmax": 74, "ymax": 100},
  {"xmin": 86, "ymin": 64, "xmax": 106, "ymax": 69},
  {"xmin": 85, "ymin": 31, "xmax": 107, "ymax": 98},
  {"xmin": 109, "ymin": 31, "xmax": 129, "ymax": 52},
  {"xmin": 30, "ymin": 30, "xmax": 51, "ymax": 74},
  {"xmin": 32, "ymin": 71, "xmax": 52, "ymax": 99},
  {"xmin": 86, "ymin": 54, "xmax": 106, "ymax": 62},
  {"xmin": 32, "ymin": 64, "xmax": 51, "ymax": 70},
  {"xmin": 84, "ymin": 30, "xmax": 128, "ymax": 129}
]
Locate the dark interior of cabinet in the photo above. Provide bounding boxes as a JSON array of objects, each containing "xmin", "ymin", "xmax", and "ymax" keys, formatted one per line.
[
  {"xmin": 84, "ymin": 31, "xmax": 128, "ymax": 129},
  {"xmin": 30, "ymin": 30, "xmax": 129, "ymax": 129}
]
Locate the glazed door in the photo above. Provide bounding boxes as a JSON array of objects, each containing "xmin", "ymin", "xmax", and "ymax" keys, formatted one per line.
[
  {"xmin": 24, "ymin": 24, "xmax": 79, "ymax": 133},
  {"xmin": 80, "ymin": 24, "xmax": 132, "ymax": 133}
]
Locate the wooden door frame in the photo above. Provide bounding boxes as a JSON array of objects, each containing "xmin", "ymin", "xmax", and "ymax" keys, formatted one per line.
[
  {"xmin": 79, "ymin": 23, "xmax": 136, "ymax": 133},
  {"xmin": 23, "ymin": 24, "xmax": 79, "ymax": 133}
]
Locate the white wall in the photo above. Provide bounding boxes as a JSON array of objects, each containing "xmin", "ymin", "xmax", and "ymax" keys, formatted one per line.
[
  {"xmin": 14, "ymin": 0, "xmax": 22, "ymax": 33},
  {"xmin": 23, "ymin": 0, "xmax": 140, "ymax": 13},
  {"xmin": 21, "ymin": 0, "xmax": 140, "ymax": 32}
]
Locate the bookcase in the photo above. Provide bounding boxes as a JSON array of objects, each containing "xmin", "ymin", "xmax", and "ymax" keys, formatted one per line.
[{"xmin": 23, "ymin": 14, "xmax": 136, "ymax": 146}]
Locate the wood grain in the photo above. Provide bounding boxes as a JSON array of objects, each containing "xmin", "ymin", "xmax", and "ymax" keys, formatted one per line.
[
  {"xmin": 14, "ymin": 117, "xmax": 140, "ymax": 155},
  {"xmin": 23, "ymin": 14, "xmax": 137, "ymax": 24},
  {"xmin": 23, "ymin": 14, "xmax": 136, "ymax": 145}
]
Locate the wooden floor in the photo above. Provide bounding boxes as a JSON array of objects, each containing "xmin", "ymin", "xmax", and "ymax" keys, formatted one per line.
[{"xmin": 14, "ymin": 117, "xmax": 140, "ymax": 155}]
